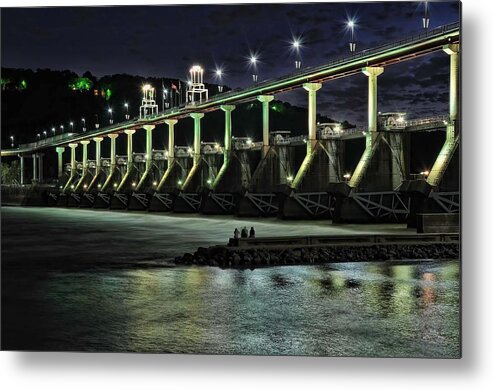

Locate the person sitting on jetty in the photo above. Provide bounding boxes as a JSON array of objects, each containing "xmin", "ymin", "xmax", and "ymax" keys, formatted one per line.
[
  {"xmin": 249, "ymin": 227, "xmax": 256, "ymax": 238},
  {"xmin": 241, "ymin": 226, "xmax": 248, "ymax": 238},
  {"xmin": 233, "ymin": 228, "xmax": 240, "ymax": 239}
]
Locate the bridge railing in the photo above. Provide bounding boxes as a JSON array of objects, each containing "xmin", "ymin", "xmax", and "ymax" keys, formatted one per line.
[{"xmin": 406, "ymin": 115, "xmax": 449, "ymax": 127}]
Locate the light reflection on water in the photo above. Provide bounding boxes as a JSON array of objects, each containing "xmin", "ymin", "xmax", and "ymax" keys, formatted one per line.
[
  {"xmin": 1, "ymin": 207, "xmax": 460, "ymax": 357},
  {"xmin": 3, "ymin": 261, "xmax": 460, "ymax": 357}
]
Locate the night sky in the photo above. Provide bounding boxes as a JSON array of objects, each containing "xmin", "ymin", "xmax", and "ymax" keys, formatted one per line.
[{"xmin": 1, "ymin": 1, "xmax": 460, "ymax": 125}]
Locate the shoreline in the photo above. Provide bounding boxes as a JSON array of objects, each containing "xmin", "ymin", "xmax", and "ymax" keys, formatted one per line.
[{"xmin": 175, "ymin": 240, "xmax": 459, "ymax": 269}]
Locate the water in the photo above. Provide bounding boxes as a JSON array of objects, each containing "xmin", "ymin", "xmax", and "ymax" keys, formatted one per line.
[{"xmin": 1, "ymin": 207, "xmax": 460, "ymax": 357}]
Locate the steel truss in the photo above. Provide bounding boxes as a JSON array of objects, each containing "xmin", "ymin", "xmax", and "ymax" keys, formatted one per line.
[
  {"xmin": 97, "ymin": 192, "xmax": 111, "ymax": 205},
  {"xmin": 83, "ymin": 192, "xmax": 95, "ymax": 204},
  {"xmin": 177, "ymin": 192, "xmax": 202, "ymax": 211},
  {"xmin": 290, "ymin": 192, "xmax": 335, "ymax": 217},
  {"xmin": 131, "ymin": 192, "xmax": 150, "ymax": 208},
  {"xmin": 208, "ymin": 193, "xmax": 236, "ymax": 212},
  {"xmin": 152, "ymin": 193, "xmax": 174, "ymax": 209},
  {"xmin": 351, "ymin": 191, "xmax": 410, "ymax": 221},
  {"xmin": 244, "ymin": 192, "xmax": 278, "ymax": 215},
  {"xmin": 113, "ymin": 192, "xmax": 129, "ymax": 207},
  {"xmin": 429, "ymin": 191, "xmax": 460, "ymax": 213}
]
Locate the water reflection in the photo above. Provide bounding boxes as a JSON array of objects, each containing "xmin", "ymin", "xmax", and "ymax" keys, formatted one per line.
[{"xmin": 3, "ymin": 261, "xmax": 460, "ymax": 357}]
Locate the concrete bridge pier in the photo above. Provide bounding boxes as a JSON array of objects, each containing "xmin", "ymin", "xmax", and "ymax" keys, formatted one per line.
[
  {"xmin": 202, "ymin": 104, "xmax": 248, "ymax": 215},
  {"xmin": 18, "ymin": 154, "xmax": 25, "ymax": 186},
  {"xmin": 401, "ymin": 43, "xmax": 460, "ymax": 226},
  {"xmin": 67, "ymin": 140, "xmax": 91, "ymax": 206},
  {"xmin": 149, "ymin": 119, "xmax": 183, "ymax": 211},
  {"xmin": 257, "ymin": 95, "xmax": 274, "ymax": 158},
  {"xmin": 237, "ymin": 95, "xmax": 290, "ymax": 217},
  {"xmin": 94, "ymin": 133, "xmax": 119, "ymax": 208},
  {"xmin": 57, "ymin": 143, "xmax": 79, "ymax": 206},
  {"xmin": 174, "ymin": 112, "xmax": 209, "ymax": 213},
  {"xmin": 330, "ymin": 66, "xmax": 411, "ymax": 223},
  {"xmin": 80, "ymin": 137, "xmax": 105, "ymax": 207},
  {"xmin": 282, "ymin": 82, "xmax": 341, "ymax": 219},
  {"xmin": 111, "ymin": 129, "xmax": 137, "ymax": 209},
  {"xmin": 128, "ymin": 125, "xmax": 158, "ymax": 210}
]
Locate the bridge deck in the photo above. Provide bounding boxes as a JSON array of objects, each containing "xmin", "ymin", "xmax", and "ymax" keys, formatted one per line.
[{"xmin": 2, "ymin": 22, "xmax": 459, "ymax": 157}]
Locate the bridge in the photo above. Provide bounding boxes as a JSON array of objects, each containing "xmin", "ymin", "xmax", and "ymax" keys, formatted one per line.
[{"xmin": 1, "ymin": 22, "xmax": 460, "ymax": 224}]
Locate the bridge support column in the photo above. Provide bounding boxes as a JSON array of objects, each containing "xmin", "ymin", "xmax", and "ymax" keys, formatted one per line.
[
  {"xmin": 63, "ymin": 143, "xmax": 78, "ymax": 191},
  {"xmin": 348, "ymin": 66, "xmax": 384, "ymax": 188},
  {"xmin": 190, "ymin": 113, "xmax": 204, "ymax": 166},
  {"xmin": 117, "ymin": 129, "xmax": 136, "ymax": 191},
  {"xmin": 32, "ymin": 153, "xmax": 38, "ymax": 184},
  {"xmin": 136, "ymin": 125, "xmax": 155, "ymax": 191},
  {"xmin": 56, "ymin": 147, "xmax": 65, "ymax": 180},
  {"xmin": 182, "ymin": 113, "xmax": 204, "ymax": 190},
  {"xmin": 37, "ymin": 153, "xmax": 44, "ymax": 184},
  {"xmin": 86, "ymin": 137, "xmax": 104, "ymax": 191},
  {"xmin": 94, "ymin": 137, "xmax": 103, "ymax": 173},
  {"xmin": 444, "ymin": 43, "xmax": 459, "ymax": 140},
  {"xmin": 75, "ymin": 140, "xmax": 90, "ymax": 190},
  {"xmin": 427, "ymin": 44, "xmax": 460, "ymax": 187},
  {"xmin": 292, "ymin": 83, "xmax": 322, "ymax": 189},
  {"xmin": 304, "ymin": 82, "xmax": 322, "ymax": 153},
  {"xmin": 156, "ymin": 119, "xmax": 177, "ymax": 191},
  {"xmin": 257, "ymin": 95, "xmax": 274, "ymax": 158},
  {"xmin": 213, "ymin": 105, "xmax": 235, "ymax": 188},
  {"xmin": 18, "ymin": 155, "xmax": 25, "ymax": 185},
  {"xmin": 102, "ymin": 134, "xmax": 119, "ymax": 191}
]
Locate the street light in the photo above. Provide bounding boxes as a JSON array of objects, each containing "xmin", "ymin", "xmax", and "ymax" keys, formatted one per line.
[
  {"xmin": 70, "ymin": 121, "xmax": 74, "ymax": 132},
  {"xmin": 215, "ymin": 68, "xmax": 224, "ymax": 92},
  {"xmin": 108, "ymin": 108, "xmax": 113, "ymax": 124},
  {"xmin": 347, "ymin": 19, "xmax": 356, "ymax": 52},
  {"xmin": 60, "ymin": 125, "xmax": 64, "ymax": 133},
  {"xmin": 37, "ymin": 133, "xmax": 41, "ymax": 140},
  {"xmin": 291, "ymin": 38, "xmax": 302, "ymax": 69},
  {"xmin": 249, "ymin": 54, "xmax": 258, "ymax": 83},
  {"xmin": 43, "ymin": 130, "xmax": 47, "ymax": 138},
  {"xmin": 423, "ymin": 1, "xmax": 430, "ymax": 30},
  {"xmin": 10, "ymin": 135, "xmax": 14, "ymax": 148},
  {"xmin": 124, "ymin": 103, "xmax": 130, "ymax": 120},
  {"xmin": 51, "ymin": 127, "xmax": 56, "ymax": 136},
  {"xmin": 81, "ymin": 117, "xmax": 86, "ymax": 132}
]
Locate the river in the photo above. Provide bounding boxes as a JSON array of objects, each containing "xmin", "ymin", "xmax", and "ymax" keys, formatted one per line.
[{"xmin": 1, "ymin": 207, "xmax": 460, "ymax": 357}]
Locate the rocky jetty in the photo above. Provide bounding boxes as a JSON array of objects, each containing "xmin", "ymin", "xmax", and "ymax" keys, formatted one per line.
[{"xmin": 174, "ymin": 243, "xmax": 459, "ymax": 269}]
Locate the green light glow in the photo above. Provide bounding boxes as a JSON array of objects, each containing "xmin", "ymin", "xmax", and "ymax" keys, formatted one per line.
[
  {"xmin": 105, "ymin": 88, "xmax": 112, "ymax": 100},
  {"xmin": 19, "ymin": 80, "xmax": 27, "ymax": 90},
  {"xmin": 69, "ymin": 77, "xmax": 93, "ymax": 91}
]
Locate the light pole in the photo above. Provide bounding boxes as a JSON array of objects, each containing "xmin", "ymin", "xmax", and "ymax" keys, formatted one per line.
[
  {"xmin": 81, "ymin": 117, "xmax": 86, "ymax": 132},
  {"xmin": 347, "ymin": 19, "xmax": 356, "ymax": 53},
  {"xmin": 37, "ymin": 133, "xmax": 41, "ymax": 140},
  {"xmin": 423, "ymin": 1, "xmax": 430, "ymax": 30},
  {"xmin": 108, "ymin": 108, "xmax": 113, "ymax": 124},
  {"xmin": 52, "ymin": 127, "xmax": 56, "ymax": 136},
  {"xmin": 70, "ymin": 121, "xmax": 74, "ymax": 132},
  {"xmin": 215, "ymin": 69, "xmax": 224, "ymax": 93},
  {"xmin": 292, "ymin": 38, "xmax": 302, "ymax": 69},
  {"xmin": 60, "ymin": 125, "xmax": 64, "ymax": 133},
  {"xmin": 43, "ymin": 130, "xmax": 47, "ymax": 138},
  {"xmin": 95, "ymin": 114, "xmax": 100, "ymax": 129},
  {"xmin": 10, "ymin": 135, "xmax": 14, "ymax": 148},
  {"xmin": 250, "ymin": 55, "xmax": 258, "ymax": 83},
  {"xmin": 124, "ymin": 103, "xmax": 130, "ymax": 120}
]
